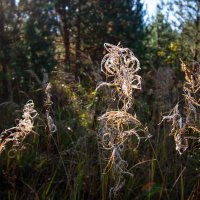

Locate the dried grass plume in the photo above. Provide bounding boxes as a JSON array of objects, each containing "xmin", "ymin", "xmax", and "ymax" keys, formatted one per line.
[
  {"xmin": 96, "ymin": 43, "xmax": 145, "ymax": 195},
  {"xmin": 161, "ymin": 61, "xmax": 200, "ymax": 154},
  {"xmin": 0, "ymin": 100, "xmax": 38, "ymax": 154}
]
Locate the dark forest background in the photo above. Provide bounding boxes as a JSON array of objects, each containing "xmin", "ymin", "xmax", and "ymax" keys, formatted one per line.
[{"xmin": 0, "ymin": 0, "xmax": 200, "ymax": 199}]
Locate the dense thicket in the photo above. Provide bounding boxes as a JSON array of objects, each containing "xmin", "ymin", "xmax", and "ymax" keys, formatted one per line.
[{"xmin": 0, "ymin": 0, "xmax": 199, "ymax": 199}]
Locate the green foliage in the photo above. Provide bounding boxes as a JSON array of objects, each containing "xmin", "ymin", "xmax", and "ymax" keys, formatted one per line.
[
  {"xmin": 0, "ymin": 0, "xmax": 200, "ymax": 200},
  {"xmin": 145, "ymin": 8, "xmax": 180, "ymax": 70},
  {"xmin": 168, "ymin": 0, "xmax": 200, "ymax": 60},
  {"xmin": 23, "ymin": 0, "xmax": 57, "ymax": 78}
]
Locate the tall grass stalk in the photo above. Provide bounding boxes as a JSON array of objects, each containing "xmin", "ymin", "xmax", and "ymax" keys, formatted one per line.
[{"xmin": 96, "ymin": 43, "xmax": 146, "ymax": 197}]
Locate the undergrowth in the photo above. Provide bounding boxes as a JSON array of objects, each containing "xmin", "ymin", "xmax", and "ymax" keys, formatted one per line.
[{"xmin": 0, "ymin": 44, "xmax": 200, "ymax": 200}]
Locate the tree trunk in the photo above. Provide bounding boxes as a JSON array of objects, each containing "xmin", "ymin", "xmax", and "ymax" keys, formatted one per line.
[
  {"xmin": 62, "ymin": 11, "xmax": 71, "ymax": 67},
  {"xmin": 75, "ymin": 0, "xmax": 81, "ymax": 79},
  {"xmin": 0, "ymin": 1, "xmax": 13, "ymax": 101},
  {"xmin": 193, "ymin": 14, "xmax": 200, "ymax": 60},
  {"xmin": 55, "ymin": 0, "xmax": 71, "ymax": 70}
]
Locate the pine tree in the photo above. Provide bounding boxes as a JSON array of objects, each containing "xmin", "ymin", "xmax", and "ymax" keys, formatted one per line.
[
  {"xmin": 22, "ymin": 0, "xmax": 57, "ymax": 80},
  {"xmin": 169, "ymin": 0, "xmax": 200, "ymax": 60},
  {"xmin": 0, "ymin": 0, "xmax": 19, "ymax": 101},
  {"xmin": 145, "ymin": 4, "xmax": 179, "ymax": 69}
]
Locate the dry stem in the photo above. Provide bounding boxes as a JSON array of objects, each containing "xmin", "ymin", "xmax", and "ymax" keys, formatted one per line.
[
  {"xmin": 96, "ymin": 43, "xmax": 144, "ymax": 195},
  {"xmin": 0, "ymin": 100, "xmax": 38, "ymax": 154}
]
